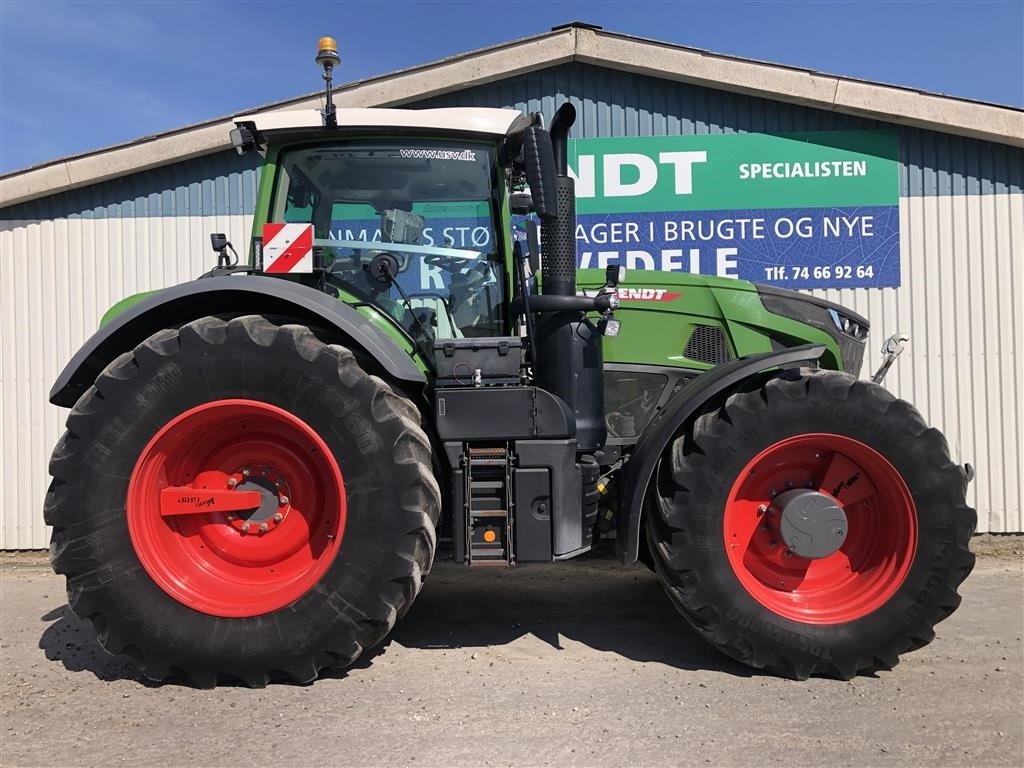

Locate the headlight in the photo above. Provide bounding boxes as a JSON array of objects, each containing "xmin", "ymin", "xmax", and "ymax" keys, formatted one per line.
[
  {"xmin": 829, "ymin": 308, "xmax": 869, "ymax": 341},
  {"xmin": 757, "ymin": 286, "xmax": 870, "ymax": 376}
]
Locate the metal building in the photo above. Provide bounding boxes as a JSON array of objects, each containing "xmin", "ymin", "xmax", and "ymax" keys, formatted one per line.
[{"xmin": 2, "ymin": 23, "xmax": 1022, "ymax": 548}]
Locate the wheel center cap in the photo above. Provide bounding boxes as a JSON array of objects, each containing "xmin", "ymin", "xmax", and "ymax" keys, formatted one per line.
[
  {"xmin": 226, "ymin": 466, "xmax": 291, "ymax": 535},
  {"xmin": 236, "ymin": 476, "xmax": 283, "ymax": 522},
  {"xmin": 775, "ymin": 489, "xmax": 848, "ymax": 559}
]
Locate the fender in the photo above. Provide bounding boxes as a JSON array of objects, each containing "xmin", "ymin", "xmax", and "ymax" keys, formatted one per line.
[
  {"xmin": 617, "ymin": 344, "xmax": 827, "ymax": 564},
  {"xmin": 50, "ymin": 275, "xmax": 425, "ymax": 408}
]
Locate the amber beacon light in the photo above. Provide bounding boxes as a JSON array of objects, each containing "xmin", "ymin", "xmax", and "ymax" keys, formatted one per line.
[
  {"xmin": 316, "ymin": 36, "xmax": 340, "ymax": 127},
  {"xmin": 316, "ymin": 37, "xmax": 340, "ymax": 68}
]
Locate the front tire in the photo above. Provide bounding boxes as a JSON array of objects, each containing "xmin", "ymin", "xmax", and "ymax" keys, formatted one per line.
[
  {"xmin": 45, "ymin": 315, "xmax": 440, "ymax": 687},
  {"xmin": 646, "ymin": 369, "xmax": 975, "ymax": 679}
]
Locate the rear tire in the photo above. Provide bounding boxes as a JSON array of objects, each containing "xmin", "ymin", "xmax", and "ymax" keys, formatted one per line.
[
  {"xmin": 646, "ymin": 369, "xmax": 975, "ymax": 679},
  {"xmin": 45, "ymin": 315, "xmax": 440, "ymax": 687}
]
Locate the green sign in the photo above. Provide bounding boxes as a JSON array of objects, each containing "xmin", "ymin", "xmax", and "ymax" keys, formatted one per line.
[{"xmin": 568, "ymin": 130, "xmax": 899, "ymax": 214}]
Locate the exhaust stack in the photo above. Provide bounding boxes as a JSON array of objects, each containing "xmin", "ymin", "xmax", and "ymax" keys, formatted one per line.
[
  {"xmin": 540, "ymin": 103, "xmax": 578, "ymax": 298},
  {"xmin": 534, "ymin": 102, "xmax": 607, "ymax": 452}
]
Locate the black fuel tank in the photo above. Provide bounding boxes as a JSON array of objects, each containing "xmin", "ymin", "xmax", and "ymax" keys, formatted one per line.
[{"xmin": 535, "ymin": 312, "xmax": 607, "ymax": 452}]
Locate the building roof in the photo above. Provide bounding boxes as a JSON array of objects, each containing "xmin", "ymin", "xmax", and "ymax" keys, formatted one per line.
[
  {"xmin": 237, "ymin": 106, "xmax": 524, "ymax": 137},
  {"xmin": 2, "ymin": 22, "xmax": 1021, "ymax": 208}
]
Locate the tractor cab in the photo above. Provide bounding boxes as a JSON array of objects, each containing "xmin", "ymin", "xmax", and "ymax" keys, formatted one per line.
[{"xmin": 234, "ymin": 107, "xmax": 525, "ymax": 345}]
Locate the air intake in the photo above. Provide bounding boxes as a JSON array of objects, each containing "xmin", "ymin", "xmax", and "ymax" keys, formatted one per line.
[{"xmin": 684, "ymin": 325, "xmax": 733, "ymax": 365}]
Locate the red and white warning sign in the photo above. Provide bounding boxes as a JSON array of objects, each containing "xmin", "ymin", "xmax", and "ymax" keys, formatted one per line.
[{"xmin": 262, "ymin": 223, "xmax": 314, "ymax": 274}]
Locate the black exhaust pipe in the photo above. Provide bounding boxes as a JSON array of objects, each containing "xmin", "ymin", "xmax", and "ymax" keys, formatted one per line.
[
  {"xmin": 541, "ymin": 103, "xmax": 578, "ymax": 299},
  {"xmin": 549, "ymin": 102, "xmax": 575, "ymax": 177},
  {"xmin": 534, "ymin": 102, "xmax": 606, "ymax": 452}
]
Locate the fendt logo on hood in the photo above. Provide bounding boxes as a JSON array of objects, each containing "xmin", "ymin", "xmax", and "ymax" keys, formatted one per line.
[{"xmin": 616, "ymin": 288, "xmax": 682, "ymax": 302}]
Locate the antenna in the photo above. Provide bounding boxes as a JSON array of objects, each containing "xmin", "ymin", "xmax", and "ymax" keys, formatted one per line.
[{"xmin": 316, "ymin": 36, "xmax": 340, "ymax": 128}]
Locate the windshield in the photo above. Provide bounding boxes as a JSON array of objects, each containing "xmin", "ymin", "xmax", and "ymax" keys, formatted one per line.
[{"xmin": 273, "ymin": 139, "xmax": 505, "ymax": 340}]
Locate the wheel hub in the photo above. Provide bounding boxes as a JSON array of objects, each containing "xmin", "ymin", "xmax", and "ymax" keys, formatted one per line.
[
  {"xmin": 774, "ymin": 488, "xmax": 848, "ymax": 559},
  {"xmin": 227, "ymin": 466, "xmax": 292, "ymax": 535}
]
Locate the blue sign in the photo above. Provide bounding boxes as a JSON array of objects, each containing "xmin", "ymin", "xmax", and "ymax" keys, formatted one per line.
[{"xmin": 574, "ymin": 206, "xmax": 899, "ymax": 290}]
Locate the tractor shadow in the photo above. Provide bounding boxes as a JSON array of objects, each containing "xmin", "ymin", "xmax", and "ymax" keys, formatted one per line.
[
  {"xmin": 388, "ymin": 549, "xmax": 756, "ymax": 677},
  {"xmin": 39, "ymin": 605, "xmax": 142, "ymax": 683},
  {"xmin": 38, "ymin": 605, "xmax": 386, "ymax": 687},
  {"xmin": 38, "ymin": 549, "xmax": 755, "ymax": 684}
]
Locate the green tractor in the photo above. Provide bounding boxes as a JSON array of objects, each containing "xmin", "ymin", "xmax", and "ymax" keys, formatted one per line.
[{"xmin": 45, "ymin": 38, "xmax": 975, "ymax": 687}]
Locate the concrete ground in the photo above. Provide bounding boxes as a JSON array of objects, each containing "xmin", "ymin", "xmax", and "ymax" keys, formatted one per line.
[{"xmin": 1, "ymin": 544, "xmax": 1021, "ymax": 768}]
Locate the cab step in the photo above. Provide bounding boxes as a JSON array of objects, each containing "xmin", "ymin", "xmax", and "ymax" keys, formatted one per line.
[{"xmin": 462, "ymin": 446, "xmax": 515, "ymax": 566}]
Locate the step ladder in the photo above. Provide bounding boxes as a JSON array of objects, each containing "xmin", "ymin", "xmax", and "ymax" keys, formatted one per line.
[{"xmin": 463, "ymin": 445, "xmax": 515, "ymax": 566}]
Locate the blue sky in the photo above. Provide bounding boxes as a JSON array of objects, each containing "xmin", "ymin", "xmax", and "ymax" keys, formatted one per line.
[{"xmin": 1, "ymin": 0, "xmax": 1021, "ymax": 173}]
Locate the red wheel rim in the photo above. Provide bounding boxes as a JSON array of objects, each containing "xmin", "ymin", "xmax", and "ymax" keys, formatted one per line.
[
  {"xmin": 127, "ymin": 399, "xmax": 346, "ymax": 618},
  {"xmin": 723, "ymin": 434, "xmax": 916, "ymax": 624}
]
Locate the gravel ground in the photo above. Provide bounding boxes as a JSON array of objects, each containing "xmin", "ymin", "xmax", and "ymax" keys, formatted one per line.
[{"xmin": 1, "ymin": 545, "xmax": 1021, "ymax": 768}]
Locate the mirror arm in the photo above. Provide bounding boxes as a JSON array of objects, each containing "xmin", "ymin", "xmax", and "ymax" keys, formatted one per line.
[{"xmin": 513, "ymin": 241, "xmax": 540, "ymax": 378}]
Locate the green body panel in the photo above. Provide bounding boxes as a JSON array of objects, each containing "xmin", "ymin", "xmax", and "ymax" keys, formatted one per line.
[
  {"xmin": 252, "ymin": 148, "xmax": 278, "ymax": 247},
  {"xmin": 101, "ymin": 291, "xmax": 156, "ymax": 326},
  {"xmin": 576, "ymin": 270, "xmax": 843, "ymax": 371},
  {"xmin": 342, "ymin": 292, "xmax": 428, "ymax": 376}
]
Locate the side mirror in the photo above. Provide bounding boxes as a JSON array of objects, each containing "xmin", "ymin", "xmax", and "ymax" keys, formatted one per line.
[
  {"xmin": 510, "ymin": 191, "xmax": 534, "ymax": 215},
  {"xmin": 229, "ymin": 123, "xmax": 258, "ymax": 155},
  {"xmin": 210, "ymin": 233, "xmax": 229, "ymax": 255},
  {"xmin": 209, "ymin": 233, "xmax": 237, "ymax": 268},
  {"xmin": 604, "ymin": 264, "xmax": 626, "ymax": 288},
  {"xmin": 288, "ymin": 179, "xmax": 312, "ymax": 210},
  {"xmin": 521, "ymin": 125, "xmax": 557, "ymax": 221}
]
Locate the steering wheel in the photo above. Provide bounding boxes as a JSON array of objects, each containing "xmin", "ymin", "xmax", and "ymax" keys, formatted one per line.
[{"xmin": 423, "ymin": 252, "xmax": 463, "ymax": 271}]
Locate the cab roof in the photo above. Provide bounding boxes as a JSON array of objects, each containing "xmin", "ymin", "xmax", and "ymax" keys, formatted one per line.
[{"xmin": 235, "ymin": 107, "xmax": 527, "ymax": 138}]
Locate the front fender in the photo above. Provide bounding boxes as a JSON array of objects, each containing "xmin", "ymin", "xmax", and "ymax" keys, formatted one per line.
[
  {"xmin": 617, "ymin": 344, "xmax": 827, "ymax": 564},
  {"xmin": 50, "ymin": 276, "xmax": 425, "ymax": 408}
]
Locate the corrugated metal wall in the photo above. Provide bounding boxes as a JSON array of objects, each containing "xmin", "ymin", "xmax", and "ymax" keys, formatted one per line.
[
  {"xmin": 1, "ymin": 61, "xmax": 1021, "ymax": 547},
  {"xmin": 0, "ymin": 152, "xmax": 259, "ymax": 548}
]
